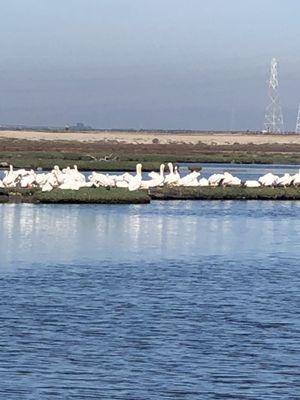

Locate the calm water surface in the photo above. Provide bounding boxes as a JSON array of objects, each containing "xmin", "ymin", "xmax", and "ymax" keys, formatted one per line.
[{"xmin": 0, "ymin": 201, "xmax": 300, "ymax": 399}]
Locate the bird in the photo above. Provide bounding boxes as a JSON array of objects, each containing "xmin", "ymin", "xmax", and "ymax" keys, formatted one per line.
[
  {"xmin": 115, "ymin": 180, "xmax": 130, "ymax": 188},
  {"xmin": 244, "ymin": 180, "xmax": 261, "ymax": 188},
  {"xmin": 177, "ymin": 171, "xmax": 201, "ymax": 186},
  {"xmin": 52, "ymin": 165, "xmax": 66, "ymax": 185},
  {"xmin": 198, "ymin": 177, "xmax": 209, "ymax": 186},
  {"xmin": 41, "ymin": 181, "xmax": 53, "ymax": 192},
  {"xmin": 88, "ymin": 172, "xmax": 115, "ymax": 187},
  {"xmin": 277, "ymin": 173, "xmax": 293, "ymax": 187},
  {"xmin": 128, "ymin": 164, "xmax": 142, "ymax": 191},
  {"xmin": 71, "ymin": 165, "xmax": 86, "ymax": 183},
  {"xmin": 2, "ymin": 165, "xmax": 18, "ymax": 187},
  {"xmin": 164, "ymin": 163, "xmax": 180, "ymax": 185},
  {"xmin": 258, "ymin": 173, "xmax": 279, "ymax": 186},
  {"xmin": 122, "ymin": 172, "xmax": 134, "ymax": 183},
  {"xmin": 35, "ymin": 173, "xmax": 49, "ymax": 186},
  {"xmin": 59, "ymin": 180, "xmax": 81, "ymax": 190},
  {"xmin": 141, "ymin": 164, "xmax": 165, "ymax": 189},
  {"xmin": 20, "ymin": 170, "xmax": 37, "ymax": 188},
  {"xmin": 221, "ymin": 172, "xmax": 241, "ymax": 186},
  {"xmin": 208, "ymin": 173, "xmax": 225, "ymax": 186},
  {"xmin": 148, "ymin": 164, "xmax": 165, "ymax": 180},
  {"xmin": 292, "ymin": 170, "xmax": 300, "ymax": 186}
]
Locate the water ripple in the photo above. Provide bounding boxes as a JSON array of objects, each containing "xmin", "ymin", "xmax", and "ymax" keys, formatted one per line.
[{"xmin": 0, "ymin": 202, "xmax": 300, "ymax": 399}]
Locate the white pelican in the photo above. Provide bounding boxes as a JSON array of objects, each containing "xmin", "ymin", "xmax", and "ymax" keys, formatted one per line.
[
  {"xmin": 122, "ymin": 172, "xmax": 134, "ymax": 183},
  {"xmin": 198, "ymin": 177, "xmax": 209, "ymax": 186},
  {"xmin": 59, "ymin": 180, "xmax": 81, "ymax": 190},
  {"xmin": 52, "ymin": 165, "xmax": 66, "ymax": 185},
  {"xmin": 71, "ymin": 165, "xmax": 86, "ymax": 183},
  {"xmin": 36, "ymin": 173, "xmax": 48, "ymax": 186},
  {"xmin": 46, "ymin": 173, "xmax": 59, "ymax": 188},
  {"xmin": 208, "ymin": 173, "xmax": 225, "ymax": 186},
  {"xmin": 244, "ymin": 180, "xmax": 261, "ymax": 188},
  {"xmin": 258, "ymin": 173, "xmax": 279, "ymax": 186},
  {"xmin": 41, "ymin": 182, "xmax": 53, "ymax": 192},
  {"xmin": 164, "ymin": 163, "xmax": 179, "ymax": 185},
  {"xmin": 177, "ymin": 171, "xmax": 200, "ymax": 186},
  {"xmin": 2, "ymin": 165, "xmax": 18, "ymax": 187},
  {"xmin": 128, "ymin": 164, "xmax": 142, "ymax": 191},
  {"xmin": 174, "ymin": 166, "xmax": 180, "ymax": 181},
  {"xmin": 222, "ymin": 172, "xmax": 241, "ymax": 186},
  {"xmin": 148, "ymin": 164, "xmax": 165, "ymax": 180},
  {"xmin": 116, "ymin": 180, "xmax": 130, "ymax": 188},
  {"xmin": 292, "ymin": 170, "xmax": 300, "ymax": 186},
  {"xmin": 277, "ymin": 173, "xmax": 294, "ymax": 187},
  {"xmin": 89, "ymin": 172, "xmax": 115, "ymax": 187},
  {"xmin": 141, "ymin": 164, "xmax": 165, "ymax": 189},
  {"xmin": 20, "ymin": 170, "xmax": 37, "ymax": 188}
]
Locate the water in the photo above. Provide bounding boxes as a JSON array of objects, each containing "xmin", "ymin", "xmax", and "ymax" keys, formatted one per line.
[{"xmin": 0, "ymin": 201, "xmax": 300, "ymax": 399}]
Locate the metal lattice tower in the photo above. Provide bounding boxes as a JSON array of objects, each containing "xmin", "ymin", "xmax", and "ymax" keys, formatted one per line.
[
  {"xmin": 296, "ymin": 104, "xmax": 300, "ymax": 134},
  {"xmin": 264, "ymin": 58, "xmax": 284, "ymax": 133}
]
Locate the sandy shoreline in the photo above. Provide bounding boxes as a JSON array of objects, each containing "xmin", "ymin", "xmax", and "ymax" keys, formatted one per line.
[{"xmin": 1, "ymin": 130, "xmax": 300, "ymax": 146}]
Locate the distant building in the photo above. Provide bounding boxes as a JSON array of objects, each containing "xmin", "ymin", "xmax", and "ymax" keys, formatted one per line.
[{"xmin": 69, "ymin": 122, "xmax": 93, "ymax": 131}]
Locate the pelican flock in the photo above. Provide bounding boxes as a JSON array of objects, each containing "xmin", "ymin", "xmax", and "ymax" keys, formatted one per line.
[{"xmin": 0, "ymin": 163, "xmax": 300, "ymax": 192}]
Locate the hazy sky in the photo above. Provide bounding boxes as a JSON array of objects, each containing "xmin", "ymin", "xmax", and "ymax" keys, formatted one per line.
[{"xmin": 1, "ymin": 0, "xmax": 300, "ymax": 130}]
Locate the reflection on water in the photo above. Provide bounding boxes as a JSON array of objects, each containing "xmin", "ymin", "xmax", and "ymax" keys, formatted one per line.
[
  {"xmin": 1, "ymin": 202, "xmax": 300, "ymax": 268},
  {"xmin": 0, "ymin": 201, "xmax": 300, "ymax": 399}
]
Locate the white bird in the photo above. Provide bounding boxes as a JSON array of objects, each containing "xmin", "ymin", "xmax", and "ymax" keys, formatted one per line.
[
  {"xmin": 116, "ymin": 180, "xmax": 130, "ymax": 188},
  {"xmin": 177, "ymin": 171, "xmax": 200, "ymax": 187},
  {"xmin": 277, "ymin": 173, "xmax": 294, "ymax": 187},
  {"xmin": 36, "ymin": 173, "xmax": 48, "ymax": 186},
  {"xmin": 148, "ymin": 164, "xmax": 165, "ymax": 179},
  {"xmin": 141, "ymin": 164, "xmax": 165, "ymax": 189},
  {"xmin": 122, "ymin": 172, "xmax": 134, "ymax": 183},
  {"xmin": 128, "ymin": 163, "xmax": 142, "ymax": 191},
  {"xmin": 70, "ymin": 165, "xmax": 86, "ymax": 183},
  {"xmin": 208, "ymin": 173, "xmax": 225, "ymax": 186},
  {"xmin": 244, "ymin": 180, "xmax": 261, "ymax": 188},
  {"xmin": 258, "ymin": 173, "xmax": 279, "ymax": 186},
  {"xmin": 52, "ymin": 165, "xmax": 66, "ymax": 185},
  {"xmin": 164, "ymin": 163, "xmax": 180, "ymax": 185},
  {"xmin": 222, "ymin": 172, "xmax": 241, "ymax": 186},
  {"xmin": 62, "ymin": 166, "xmax": 71, "ymax": 174},
  {"xmin": 2, "ymin": 165, "xmax": 18, "ymax": 187},
  {"xmin": 20, "ymin": 170, "xmax": 37, "ymax": 188},
  {"xmin": 80, "ymin": 181, "xmax": 94, "ymax": 188},
  {"xmin": 198, "ymin": 177, "xmax": 209, "ymax": 186},
  {"xmin": 41, "ymin": 182, "xmax": 53, "ymax": 192},
  {"xmin": 89, "ymin": 172, "xmax": 115, "ymax": 187},
  {"xmin": 292, "ymin": 170, "xmax": 300, "ymax": 186},
  {"xmin": 59, "ymin": 181, "xmax": 81, "ymax": 190},
  {"xmin": 186, "ymin": 179, "xmax": 201, "ymax": 187},
  {"xmin": 108, "ymin": 174, "xmax": 127, "ymax": 183},
  {"xmin": 46, "ymin": 173, "xmax": 59, "ymax": 188}
]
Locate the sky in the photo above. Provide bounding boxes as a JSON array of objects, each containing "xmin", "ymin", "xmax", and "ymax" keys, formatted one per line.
[{"xmin": 0, "ymin": 0, "xmax": 300, "ymax": 131}]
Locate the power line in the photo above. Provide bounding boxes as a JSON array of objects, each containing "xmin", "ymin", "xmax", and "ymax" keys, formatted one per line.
[
  {"xmin": 296, "ymin": 103, "xmax": 300, "ymax": 134},
  {"xmin": 264, "ymin": 58, "xmax": 284, "ymax": 133}
]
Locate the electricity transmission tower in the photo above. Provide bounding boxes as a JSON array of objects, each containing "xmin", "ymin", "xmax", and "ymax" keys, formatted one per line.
[
  {"xmin": 264, "ymin": 58, "xmax": 284, "ymax": 133},
  {"xmin": 296, "ymin": 104, "xmax": 300, "ymax": 134}
]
